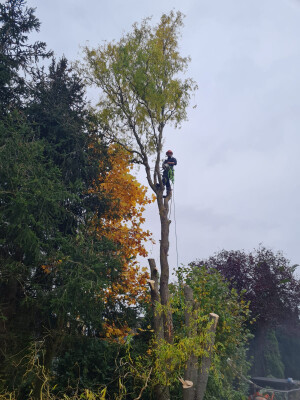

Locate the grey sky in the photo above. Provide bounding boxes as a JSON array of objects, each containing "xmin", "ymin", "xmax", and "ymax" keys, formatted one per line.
[{"xmin": 27, "ymin": 0, "xmax": 300, "ymax": 272}]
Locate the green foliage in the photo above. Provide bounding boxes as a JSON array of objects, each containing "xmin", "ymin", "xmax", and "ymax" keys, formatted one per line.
[
  {"xmin": 192, "ymin": 247, "xmax": 300, "ymax": 379},
  {"xmin": 0, "ymin": 111, "xmax": 72, "ymax": 268},
  {"xmin": 150, "ymin": 303, "xmax": 210, "ymax": 387},
  {"xmin": 109, "ymin": 266, "xmax": 252, "ymax": 399},
  {"xmin": 0, "ymin": 0, "xmax": 52, "ymax": 113},
  {"xmin": 52, "ymin": 337, "xmax": 121, "ymax": 395},
  {"xmin": 262, "ymin": 330, "xmax": 284, "ymax": 378},
  {"xmin": 172, "ymin": 265, "xmax": 252, "ymax": 399},
  {"xmin": 205, "ymin": 372, "xmax": 248, "ymax": 400},
  {"xmin": 0, "ymin": 2, "xmax": 125, "ymax": 397},
  {"xmin": 0, "ymin": 94, "xmax": 120, "ymax": 397},
  {"xmin": 176, "ymin": 266, "xmax": 251, "ymax": 362},
  {"xmin": 276, "ymin": 326, "xmax": 300, "ymax": 379},
  {"xmin": 83, "ymin": 11, "xmax": 197, "ymax": 160},
  {"xmin": 28, "ymin": 58, "xmax": 94, "ymax": 186}
]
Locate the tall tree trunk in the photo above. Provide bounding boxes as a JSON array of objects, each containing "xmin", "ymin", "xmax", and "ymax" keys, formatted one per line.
[
  {"xmin": 148, "ymin": 258, "xmax": 164, "ymax": 342},
  {"xmin": 149, "ymin": 181, "xmax": 185, "ymax": 400},
  {"xmin": 148, "ymin": 258, "xmax": 170, "ymax": 400},
  {"xmin": 147, "ymin": 191, "xmax": 173, "ymax": 400},
  {"xmin": 183, "ymin": 285, "xmax": 198, "ymax": 400},
  {"xmin": 157, "ymin": 194, "xmax": 173, "ymax": 344},
  {"xmin": 195, "ymin": 313, "xmax": 219, "ymax": 400}
]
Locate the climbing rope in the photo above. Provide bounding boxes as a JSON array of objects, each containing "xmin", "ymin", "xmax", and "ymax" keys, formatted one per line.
[
  {"xmin": 173, "ymin": 182, "xmax": 179, "ymax": 270},
  {"xmin": 168, "ymin": 190, "xmax": 173, "ymax": 220},
  {"xmin": 161, "ymin": 164, "xmax": 179, "ymax": 269}
]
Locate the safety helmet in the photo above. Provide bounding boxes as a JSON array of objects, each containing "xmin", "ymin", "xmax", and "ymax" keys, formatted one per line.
[{"xmin": 166, "ymin": 150, "xmax": 173, "ymax": 155}]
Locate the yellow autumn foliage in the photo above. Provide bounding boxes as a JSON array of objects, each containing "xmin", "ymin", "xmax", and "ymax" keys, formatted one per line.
[{"xmin": 90, "ymin": 144, "xmax": 154, "ymax": 338}]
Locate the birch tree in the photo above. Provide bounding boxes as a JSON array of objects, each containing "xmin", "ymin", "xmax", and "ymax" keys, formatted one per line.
[{"xmin": 83, "ymin": 11, "xmax": 197, "ymax": 399}]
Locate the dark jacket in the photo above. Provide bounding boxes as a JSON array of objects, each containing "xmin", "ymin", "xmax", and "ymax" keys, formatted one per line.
[{"xmin": 163, "ymin": 156, "xmax": 177, "ymax": 169}]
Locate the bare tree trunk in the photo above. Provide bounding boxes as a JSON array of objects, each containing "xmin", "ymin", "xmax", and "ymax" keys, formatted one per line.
[
  {"xmin": 148, "ymin": 258, "xmax": 170, "ymax": 400},
  {"xmin": 148, "ymin": 185, "xmax": 173, "ymax": 400},
  {"xmin": 148, "ymin": 259, "xmax": 164, "ymax": 342},
  {"xmin": 157, "ymin": 194, "xmax": 173, "ymax": 344},
  {"xmin": 183, "ymin": 285, "xmax": 198, "ymax": 400},
  {"xmin": 195, "ymin": 313, "xmax": 219, "ymax": 400},
  {"xmin": 150, "ymin": 194, "xmax": 219, "ymax": 400}
]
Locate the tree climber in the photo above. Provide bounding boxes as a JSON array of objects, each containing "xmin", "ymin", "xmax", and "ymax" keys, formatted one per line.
[{"xmin": 162, "ymin": 150, "xmax": 177, "ymax": 197}]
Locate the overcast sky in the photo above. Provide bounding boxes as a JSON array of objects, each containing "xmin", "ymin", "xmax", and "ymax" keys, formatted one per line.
[{"xmin": 27, "ymin": 0, "xmax": 300, "ymax": 274}]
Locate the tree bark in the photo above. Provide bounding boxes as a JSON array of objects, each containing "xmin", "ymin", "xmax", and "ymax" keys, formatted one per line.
[
  {"xmin": 183, "ymin": 285, "xmax": 198, "ymax": 400},
  {"xmin": 195, "ymin": 313, "xmax": 219, "ymax": 400},
  {"xmin": 157, "ymin": 193, "xmax": 173, "ymax": 344},
  {"xmin": 147, "ymin": 168, "xmax": 173, "ymax": 400},
  {"xmin": 148, "ymin": 258, "xmax": 164, "ymax": 342},
  {"xmin": 148, "ymin": 258, "xmax": 170, "ymax": 400}
]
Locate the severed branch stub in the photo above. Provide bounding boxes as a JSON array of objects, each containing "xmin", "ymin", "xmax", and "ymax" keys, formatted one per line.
[
  {"xmin": 209, "ymin": 313, "xmax": 219, "ymax": 330},
  {"xmin": 147, "ymin": 279, "xmax": 155, "ymax": 291},
  {"xmin": 179, "ymin": 376, "xmax": 193, "ymax": 389}
]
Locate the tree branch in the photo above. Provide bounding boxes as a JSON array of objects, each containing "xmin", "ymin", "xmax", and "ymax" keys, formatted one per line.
[{"xmin": 134, "ymin": 367, "xmax": 153, "ymax": 400}]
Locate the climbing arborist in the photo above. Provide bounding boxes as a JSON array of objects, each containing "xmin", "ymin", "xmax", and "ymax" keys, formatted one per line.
[{"xmin": 162, "ymin": 150, "xmax": 177, "ymax": 197}]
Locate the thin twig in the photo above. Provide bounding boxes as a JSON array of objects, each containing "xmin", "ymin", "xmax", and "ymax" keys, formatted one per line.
[{"xmin": 133, "ymin": 367, "xmax": 152, "ymax": 400}]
